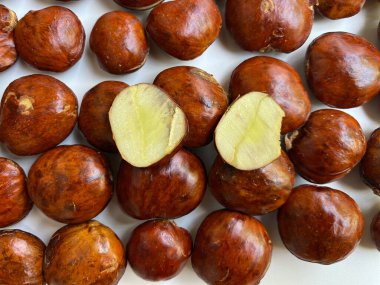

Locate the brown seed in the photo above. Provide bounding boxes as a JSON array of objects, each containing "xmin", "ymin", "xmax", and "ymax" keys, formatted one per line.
[
  {"xmin": 316, "ymin": 0, "xmax": 365, "ymax": 19},
  {"xmin": 127, "ymin": 220, "xmax": 192, "ymax": 281},
  {"xmin": 229, "ymin": 56, "xmax": 311, "ymax": 134},
  {"xmin": 360, "ymin": 128, "xmax": 380, "ymax": 196},
  {"xmin": 44, "ymin": 220, "xmax": 126, "ymax": 285},
  {"xmin": 117, "ymin": 149, "xmax": 206, "ymax": 219},
  {"xmin": 90, "ymin": 11, "xmax": 149, "ymax": 74},
  {"xmin": 306, "ymin": 32, "xmax": 380, "ymax": 108},
  {"xmin": 154, "ymin": 66, "xmax": 229, "ymax": 147},
  {"xmin": 14, "ymin": 6, "xmax": 85, "ymax": 72},
  {"xmin": 278, "ymin": 184, "xmax": 365, "ymax": 264},
  {"xmin": 192, "ymin": 209, "xmax": 272, "ymax": 285},
  {"xmin": 209, "ymin": 151, "xmax": 296, "ymax": 215},
  {"xmin": 0, "ymin": 158, "xmax": 32, "ymax": 228},
  {"xmin": 0, "ymin": 230, "xmax": 45, "ymax": 285},
  {"xmin": 146, "ymin": 0, "xmax": 222, "ymax": 60},
  {"xmin": 286, "ymin": 109, "xmax": 366, "ymax": 184},
  {"xmin": 0, "ymin": 4, "xmax": 17, "ymax": 71},
  {"xmin": 0, "ymin": 74, "xmax": 78, "ymax": 156},
  {"xmin": 371, "ymin": 211, "xmax": 380, "ymax": 251},
  {"xmin": 226, "ymin": 0, "xmax": 314, "ymax": 53},
  {"xmin": 28, "ymin": 145, "xmax": 113, "ymax": 224},
  {"xmin": 79, "ymin": 81, "xmax": 129, "ymax": 152},
  {"xmin": 114, "ymin": 0, "xmax": 163, "ymax": 10}
]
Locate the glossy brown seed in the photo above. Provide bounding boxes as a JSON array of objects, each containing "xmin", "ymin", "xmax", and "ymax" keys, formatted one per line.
[
  {"xmin": 226, "ymin": 0, "xmax": 314, "ymax": 53},
  {"xmin": 146, "ymin": 0, "xmax": 222, "ymax": 60},
  {"xmin": 316, "ymin": 0, "xmax": 365, "ymax": 19},
  {"xmin": 209, "ymin": 151, "xmax": 295, "ymax": 215},
  {"xmin": 79, "ymin": 81, "xmax": 128, "ymax": 152},
  {"xmin": 286, "ymin": 109, "xmax": 366, "ymax": 184},
  {"xmin": 127, "ymin": 220, "xmax": 192, "ymax": 281},
  {"xmin": 44, "ymin": 221, "xmax": 126, "ymax": 285},
  {"xmin": 28, "ymin": 145, "xmax": 113, "ymax": 224},
  {"xmin": 278, "ymin": 184, "xmax": 365, "ymax": 264},
  {"xmin": 114, "ymin": 0, "xmax": 163, "ymax": 10},
  {"xmin": 306, "ymin": 32, "xmax": 380, "ymax": 108},
  {"xmin": 230, "ymin": 56, "xmax": 311, "ymax": 134},
  {"xmin": 117, "ymin": 149, "xmax": 206, "ymax": 219},
  {"xmin": 90, "ymin": 11, "xmax": 149, "ymax": 74},
  {"xmin": 371, "ymin": 211, "xmax": 380, "ymax": 251},
  {"xmin": 0, "ymin": 5, "xmax": 17, "ymax": 71},
  {"xmin": 0, "ymin": 74, "xmax": 78, "ymax": 156},
  {"xmin": 154, "ymin": 66, "xmax": 229, "ymax": 147},
  {"xmin": 14, "ymin": 6, "xmax": 85, "ymax": 72},
  {"xmin": 0, "ymin": 230, "xmax": 45, "ymax": 285},
  {"xmin": 0, "ymin": 158, "xmax": 32, "ymax": 228},
  {"xmin": 361, "ymin": 128, "xmax": 380, "ymax": 196},
  {"xmin": 192, "ymin": 209, "xmax": 272, "ymax": 285}
]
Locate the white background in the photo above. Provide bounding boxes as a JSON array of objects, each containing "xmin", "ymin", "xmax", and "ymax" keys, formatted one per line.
[{"xmin": 0, "ymin": 0, "xmax": 379, "ymax": 284}]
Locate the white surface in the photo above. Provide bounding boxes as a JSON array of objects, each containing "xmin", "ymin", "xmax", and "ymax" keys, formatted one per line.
[{"xmin": 0, "ymin": 0, "xmax": 379, "ymax": 284}]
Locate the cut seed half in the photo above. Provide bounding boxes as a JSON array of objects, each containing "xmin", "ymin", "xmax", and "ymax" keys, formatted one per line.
[
  {"xmin": 109, "ymin": 83, "xmax": 187, "ymax": 167},
  {"xmin": 215, "ymin": 92, "xmax": 285, "ymax": 171}
]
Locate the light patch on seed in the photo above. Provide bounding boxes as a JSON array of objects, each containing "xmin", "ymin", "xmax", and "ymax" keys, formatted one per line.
[
  {"xmin": 261, "ymin": 0, "xmax": 275, "ymax": 13},
  {"xmin": 18, "ymin": 96, "xmax": 35, "ymax": 115}
]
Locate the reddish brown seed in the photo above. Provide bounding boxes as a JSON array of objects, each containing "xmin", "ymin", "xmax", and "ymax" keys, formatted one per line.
[
  {"xmin": 316, "ymin": 0, "xmax": 365, "ymax": 19},
  {"xmin": 28, "ymin": 145, "xmax": 113, "ymax": 224},
  {"xmin": 225, "ymin": 0, "xmax": 314, "ymax": 53},
  {"xmin": 79, "ymin": 81, "xmax": 129, "ymax": 152},
  {"xmin": 209, "ymin": 151, "xmax": 296, "ymax": 215},
  {"xmin": 117, "ymin": 149, "xmax": 206, "ymax": 220},
  {"xmin": 306, "ymin": 32, "xmax": 380, "ymax": 108},
  {"xmin": 90, "ymin": 11, "xmax": 149, "ymax": 74},
  {"xmin": 44, "ymin": 221, "xmax": 126, "ymax": 285},
  {"xmin": 127, "ymin": 220, "xmax": 192, "ymax": 281},
  {"xmin": 229, "ymin": 56, "xmax": 311, "ymax": 134},
  {"xmin": 14, "ymin": 6, "xmax": 85, "ymax": 72},
  {"xmin": 371, "ymin": 211, "xmax": 380, "ymax": 251},
  {"xmin": 0, "ymin": 158, "xmax": 32, "ymax": 228},
  {"xmin": 286, "ymin": 109, "xmax": 366, "ymax": 184},
  {"xmin": 278, "ymin": 184, "xmax": 365, "ymax": 264},
  {"xmin": 0, "ymin": 5, "xmax": 17, "ymax": 71},
  {"xmin": 0, "ymin": 74, "xmax": 78, "ymax": 156},
  {"xmin": 192, "ymin": 209, "xmax": 272, "ymax": 285},
  {"xmin": 0, "ymin": 230, "xmax": 45, "ymax": 285},
  {"xmin": 146, "ymin": 0, "xmax": 222, "ymax": 60},
  {"xmin": 154, "ymin": 66, "xmax": 229, "ymax": 147},
  {"xmin": 361, "ymin": 128, "xmax": 380, "ymax": 196},
  {"xmin": 114, "ymin": 0, "xmax": 163, "ymax": 10}
]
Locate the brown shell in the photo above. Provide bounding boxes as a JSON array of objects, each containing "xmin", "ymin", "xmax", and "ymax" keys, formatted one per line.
[
  {"xmin": 114, "ymin": 0, "xmax": 163, "ymax": 10},
  {"xmin": 146, "ymin": 0, "xmax": 222, "ymax": 60},
  {"xmin": 0, "ymin": 230, "xmax": 45, "ymax": 285},
  {"xmin": 209, "ymin": 151, "xmax": 296, "ymax": 215},
  {"xmin": 360, "ymin": 128, "xmax": 380, "ymax": 196},
  {"xmin": 28, "ymin": 145, "xmax": 113, "ymax": 224},
  {"xmin": 286, "ymin": 109, "xmax": 366, "ymax": 184},
  {"xmin": 44, "ymin": 221, "xmax": 126, "ymax": 285},
  {"xmin": 371, "ymin": 211, "xmax": 380, "ymax": 251},
  {"xmin": 90, "ymin": 11, "xmax": 149, "ymax": 74},
  {"xmin": 316, "ymin": 0, "xmax": 365, "ymax": 19},
  {"xmin": 79, "ymin": 81, "xmax": 129, "ymax": 152},
  {"xmin": 226, "ymin": 0, "xmax": 314, "ymax": 53},
  {"xmin": 0, "ymin": 4, "xmax": 17, "ymax": 71},
  {"xmin": 14, "ymin": 6, "xmax": 85, "ymax": 72},
  {"xmin": 0, "ymin": 158, "xmax": 32, "ymax": 228},
  {"xmin": 192, "ymin": 209, "xmax": 272, "ymax": 285},
  {"xmin": 0, "ymin": 74, "xmax": 78, "ymax": 156},
  {"xmin": 117, "ymin": 149, "xmax": 206, "ymax": 219},
  {"xmin": 229, "ymin": 56, "xmax": 311, "ymax": 134},
  {"xmin": 127, "ymin": 220, "xmax": 192, "ymax": 281},
  {"xmin": 278, "ymin": 184, "xmax": 365, "ymax": 264},
  {"xmin": 305, "ymin": 32, "xmax": 380, "ymax": 108},
  {"xmin": 154, "ymin": 66, "xmax": 229, "ymax": 147}
]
